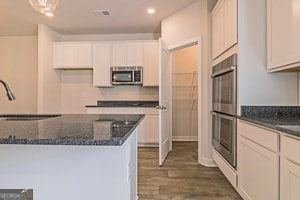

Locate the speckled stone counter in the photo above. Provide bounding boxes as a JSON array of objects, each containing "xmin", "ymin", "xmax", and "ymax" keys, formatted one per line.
[
  {"xmin": 0, "ymin": 114, "xmax": 144, "ymax": 146},
  {"xmin": 239, "ymin": 106, "xmax": 300, "ymax": 138},
  {"xmin": 86, "ymin": 100, "xmax": 159, "ymax": 108}
]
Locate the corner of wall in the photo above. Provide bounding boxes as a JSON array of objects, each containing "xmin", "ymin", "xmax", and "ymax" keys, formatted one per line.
[{"xmin": 37, "ymin": 24, "xmax": 62, "ymax": 114}]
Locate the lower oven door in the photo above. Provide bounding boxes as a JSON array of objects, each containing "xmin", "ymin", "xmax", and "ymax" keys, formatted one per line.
[{"xmin": 212, "ymin": 111, "xmax": 236, "ymax": 168}]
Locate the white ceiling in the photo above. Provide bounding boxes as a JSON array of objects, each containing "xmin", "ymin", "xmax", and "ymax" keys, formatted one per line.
[{"xmin": 0, "ymin": 0, "xmax": 197, "ymax": 36}]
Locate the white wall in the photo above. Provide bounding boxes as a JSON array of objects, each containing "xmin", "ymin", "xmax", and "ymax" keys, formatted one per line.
[
  {"xmin": 238, "ymin": 0, "xmax": 297, "ymax": 107},
  {"xmin": 60, "ymin": 70, "xmax": 158, "ymax": 114},
  {"xmin": 161, "ymin": 0, "xmax": 213, "ymax": 166},
  {"xmin": 161, "ymin": 2, "xmax": 201, "ymax": 48},
  {"xmin": 0, "ymin": 36, "xmax": 38, "ymax": 114},
  {"xmin": 37, "ymin": 24, "xmax": 62, "ymax": 114}
]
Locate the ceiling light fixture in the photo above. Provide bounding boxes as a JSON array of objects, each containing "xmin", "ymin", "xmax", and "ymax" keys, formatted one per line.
[
  {"xmin": 29, "ymin": 0, "xmax": 59, "ymax": 17},
  {"xmin": 147, "ymin": 8, "xmax": 155, "ymax": 14}
]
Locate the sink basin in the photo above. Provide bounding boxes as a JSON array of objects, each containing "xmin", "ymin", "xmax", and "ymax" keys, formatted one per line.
[{"xmin": 0, "ymin": 114, "xmax": 61, "ymax": 121}]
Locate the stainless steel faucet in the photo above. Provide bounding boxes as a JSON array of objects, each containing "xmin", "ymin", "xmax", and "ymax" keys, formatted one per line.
[{"xmin": 0, "ymin": 80, "xmax": 16, "ymax": 100}]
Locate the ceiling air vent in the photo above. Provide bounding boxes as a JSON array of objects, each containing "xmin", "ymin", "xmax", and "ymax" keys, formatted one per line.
[{"xmin": 93, "ymin": 10, "xmax": 111, "ymax": 16}]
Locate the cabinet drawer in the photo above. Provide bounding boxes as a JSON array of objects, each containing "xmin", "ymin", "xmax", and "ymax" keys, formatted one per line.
[
  {"xmin": 281, "ymin": 135, "xmax": 300, "ymax": 164},
  {"xmin": 238, "ymin": 120, "xmax": 278, "ymax": 152}
]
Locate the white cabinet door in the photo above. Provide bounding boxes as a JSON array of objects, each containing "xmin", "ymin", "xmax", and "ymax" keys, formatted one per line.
[
  {"xmin": 212, "ymin": 0, "xmax": 225, "ymax": 58},
  {"xmin": 237, "ymin": 120, "xmax": 279, "ymax": 200},
  {"xmin": 111, "ymin": 42, "xmax": 143, "ymax": 66},
  {"xmin": 238, "ymin": 136, "xmax": 279, "ymax": 200},
  {"xmin": 53, "ymin": 43, "xmax": 92, "ymax": 68},
  {"xmin": 281, "ymin": 135, "xmax": 300, "ymax": 200},
  {"xmin": 281, "ymin": 158, "xmax": 300, "ymax": 200},
  {"xmin": 111, "ymin": 43, "xmax": 128, "ymax": 66},
  {"xmin": 212, "ymin": 0, "xmax": 237, "ymax": 59},
  {"xmin": 223, "ymin": 0, "xmax": 237, "ymax": 50},
  {"xmin": 267, "ymin": 0, "xmax": 300, "ymax": 71},
  {"xmin": 127, "ymin": 43, "xmax": 143, "ymax": 66},
  {"xmin": 143, "ymin": 41, "xmax": 159, "ymax": 86},
  {"xmin": 92, "ymin": 43, "xmax": 112, "ymax": 87}
]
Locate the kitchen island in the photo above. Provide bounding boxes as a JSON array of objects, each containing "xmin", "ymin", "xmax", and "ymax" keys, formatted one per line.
[{"xmin": 0, "ymin": 114, "xmax": 144, "ymax": 200}]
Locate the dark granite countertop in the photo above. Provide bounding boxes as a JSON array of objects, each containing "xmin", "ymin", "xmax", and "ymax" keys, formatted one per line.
[
  {"xmin": 0, "ymin": 114, "xmax": 144, "ymax": 146},
  {"xmin": 86, "ymin": 100, "xmax": 159, "ymax": 108},
  {"xmin": 239, "ymin": 106, "xmax": 300, "ymax": 138}
]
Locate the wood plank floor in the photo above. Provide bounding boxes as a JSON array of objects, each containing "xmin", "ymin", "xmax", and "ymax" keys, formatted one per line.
[{"xmin": 138, "ymin": 141, "xmax": 242, "ymax": 200}]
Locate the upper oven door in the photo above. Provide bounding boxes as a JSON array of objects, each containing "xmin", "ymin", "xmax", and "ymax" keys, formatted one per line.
[{"xmin": 212, "ymin": 55, "xmax": 237, "ymax": 115}]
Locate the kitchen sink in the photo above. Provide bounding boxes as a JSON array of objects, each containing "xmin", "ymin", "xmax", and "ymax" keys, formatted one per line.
[{"xmin": 0, "ymin": 114, "xmax": 61, "ymax": 121}]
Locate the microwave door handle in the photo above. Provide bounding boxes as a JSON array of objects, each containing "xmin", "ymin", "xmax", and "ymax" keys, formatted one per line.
[{"xmin": 211, "ymin": 66, "xmax": 236, "ymax": 78}]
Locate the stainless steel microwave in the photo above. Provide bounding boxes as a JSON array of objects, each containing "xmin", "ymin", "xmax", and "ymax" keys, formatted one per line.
[{"xmin": 111, "ymin": 66, "xmax": 143, "ymax": 85}]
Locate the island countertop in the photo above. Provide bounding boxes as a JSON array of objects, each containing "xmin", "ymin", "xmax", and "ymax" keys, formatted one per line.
[{"xmin": 0, "ymin": 114, "xmax": 144, "ymax": 146}]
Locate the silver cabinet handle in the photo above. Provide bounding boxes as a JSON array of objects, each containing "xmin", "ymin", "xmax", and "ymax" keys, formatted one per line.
[{"xmin": 156, "ymin": 106, "xmax": 167, "ymax": 110}]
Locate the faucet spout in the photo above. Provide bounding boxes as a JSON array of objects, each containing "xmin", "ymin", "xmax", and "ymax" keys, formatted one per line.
[{"xmin": 0, "ymin": 80, "xmax": 16, "ymax": 101}]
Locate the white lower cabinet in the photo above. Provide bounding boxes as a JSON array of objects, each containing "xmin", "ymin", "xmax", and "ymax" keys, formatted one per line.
[
  {"xmin": 237, "ymin": 120, "xmax": 279, "ymax": 200},
  {"xmin": 86, "ymin": 107, "xmax": 159, "ymax": 146},
  {"xmin": 280, "ymin": 135, "xmax": 300, "ymax": 200}
]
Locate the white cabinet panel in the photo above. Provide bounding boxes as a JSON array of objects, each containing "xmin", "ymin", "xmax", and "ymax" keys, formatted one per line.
[
  {"xmin": 281, "ymin": 135, "xmax": 300, "ymax": 200},
  {"xmin": 127, "ymin": 43, "xmax": 143, "ymax": 66},
  {"xmin": 212, "ymin": 0, "xmax": 237, "ymax": 59},
  {"xmin": 237, "ymin": 120, "xmax": 279, "ymax": 200},
  {"xmin": 281, "ymin": 158, "xmax": 300, "ymax": 200},
  {"xmin": 267, "ymin": 0, "xmax": 300, "ymax": 71},
  {"xmin": 238, "ymin": 136, "xmax": 279, "ymax": 200},
  {"xmin": 111, "ymin": 42, "xmax": 143, "ymax": 67},
  {"xmin": 53, "ymin": 43, "xmax": 92, "ymax": 68},
  {"xmin": 111, "ymin": 43, "xmax": 128, "ymax": 66},
  {"xmin": 143, "ymin": 41, "xmax": 159, "ymax": 86},
  {"xmin": 92, "ymin": 43, "xmax": 112, "ymax": 87}
]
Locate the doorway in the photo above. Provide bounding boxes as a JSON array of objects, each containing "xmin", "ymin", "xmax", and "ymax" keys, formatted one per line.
[{"xmin": 171, "ymin": 44, "xmax": 198, "ymax": 142}]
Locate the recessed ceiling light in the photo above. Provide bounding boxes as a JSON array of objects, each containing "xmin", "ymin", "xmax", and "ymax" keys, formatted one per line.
[{"xmin": 147, "ymin": 8, "xmax": 155, "ymax": 14}]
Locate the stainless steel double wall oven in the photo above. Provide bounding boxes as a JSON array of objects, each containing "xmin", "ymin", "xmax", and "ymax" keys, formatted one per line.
[{"xmin": 211, "ymin": 54, "xmax": 237, "ymax": 168}]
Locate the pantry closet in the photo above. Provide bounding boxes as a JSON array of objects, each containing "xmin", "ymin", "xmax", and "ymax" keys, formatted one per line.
[{"xmin": 172, "ymin": 44, "xmax": 198, "ymax": 141}]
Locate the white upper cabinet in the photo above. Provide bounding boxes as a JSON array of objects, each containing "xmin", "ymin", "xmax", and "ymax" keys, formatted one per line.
[
  {"xmin": 93, "ymin": 43, "xmax": 112, "ymax": 87},
  {"xmin": 267, "ymin": 0, "xmax": 300, "ymax": 71},
  {"xmin": 53, "ymin": 43, "xmax": 92, "ymax": 69},
  {"xmin": 143, "ymin": 41, "xmax": 159, "ymax": 87},
  {"xmin": 212, "ymin": 0, "xmax": 237, "ymax": 59},
  {"xmin": 111, "ymin": 42, "xmax": 143, "ymax": 66}
]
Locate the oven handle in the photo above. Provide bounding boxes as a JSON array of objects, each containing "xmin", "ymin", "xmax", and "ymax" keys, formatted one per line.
[
  {"xmin": 211, "ymin": 66, "xmax": 236, "ymax": 78},
  {"xmin": 211, "ymin": 111, "xmax": 235, "ymax": 121}
]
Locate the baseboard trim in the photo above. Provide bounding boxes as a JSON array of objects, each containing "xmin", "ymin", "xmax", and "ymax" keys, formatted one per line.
[
  {"xmin": 172, "ymin": 136, "xmax": 198, "ymax": 141},
  {"xmin": 199, "ymin": 156, "xmax": 217, "ymax": 167}
]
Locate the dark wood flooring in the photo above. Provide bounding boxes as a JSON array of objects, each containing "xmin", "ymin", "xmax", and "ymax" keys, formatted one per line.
[{"xmin": 138, "ymin": 141, "xmax": 242, "ymax": 200}]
